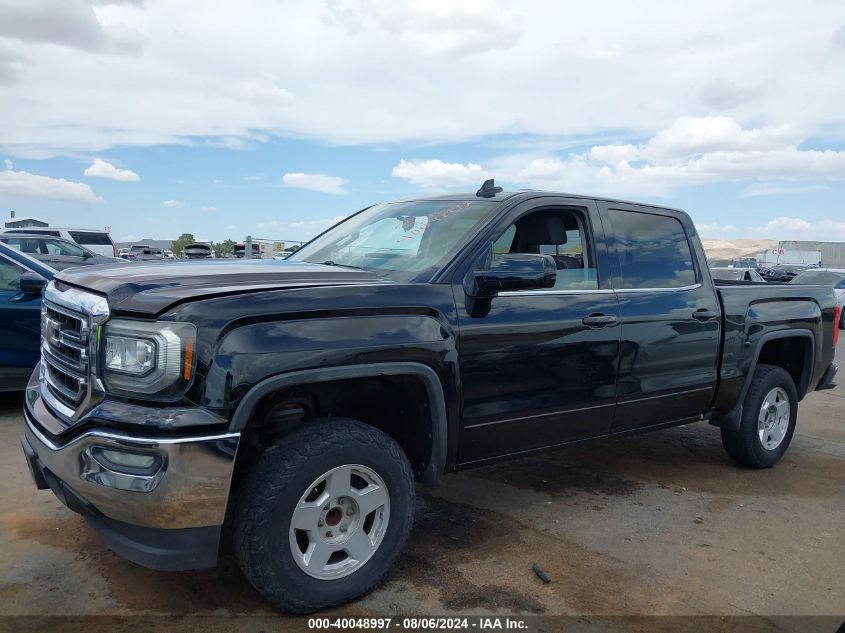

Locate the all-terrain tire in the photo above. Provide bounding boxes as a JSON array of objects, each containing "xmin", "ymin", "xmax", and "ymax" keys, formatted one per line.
[
  {"xmin": 234, "ymin": 417, "xmax": 415, "ymax": 613},
  {"xmin": 721, "ymin": 364, "xmax": 798, "ymax": 468}
]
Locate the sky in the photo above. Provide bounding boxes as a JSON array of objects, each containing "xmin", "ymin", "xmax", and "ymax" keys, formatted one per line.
[{"xmin": 1, "ymin": 0, "xmax": 845, "ymax": 244}]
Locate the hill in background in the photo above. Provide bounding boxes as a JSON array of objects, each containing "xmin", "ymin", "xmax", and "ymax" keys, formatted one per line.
[{"xmin": 700, "ymin": 238, "xmax": 777, "ymax": 262}]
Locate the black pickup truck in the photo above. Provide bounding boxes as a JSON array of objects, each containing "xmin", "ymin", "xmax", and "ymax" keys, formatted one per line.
[{"xmin": 20, "ymin": 183, "xmax": 839, "ymax": 613}]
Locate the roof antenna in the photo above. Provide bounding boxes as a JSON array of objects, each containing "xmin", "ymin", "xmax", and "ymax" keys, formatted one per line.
[{"xmin": 476, "ymin": 178, "xmax": 502, "ymax": 198}]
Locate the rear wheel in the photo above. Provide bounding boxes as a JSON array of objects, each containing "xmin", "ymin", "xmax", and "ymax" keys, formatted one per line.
[
  {"xmin": 721, "ymin": 364, "xmax": 797, "ymax": 468},
  {"xmin": 234, "ymin": 418, "xmax": 415, "ymax": 613}
]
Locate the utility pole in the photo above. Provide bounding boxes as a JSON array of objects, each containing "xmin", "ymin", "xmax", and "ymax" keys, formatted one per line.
[{"xmin": 245, "ymin": 235, "xmax": 252, "ymax": 259}]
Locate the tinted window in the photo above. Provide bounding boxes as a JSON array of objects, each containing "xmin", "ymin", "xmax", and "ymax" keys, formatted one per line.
[
  {"xmin": 0, "ymin": 255, "xmax": 25, "ymax": 290},
  {"xmin": 69, "ymin": 231, "xmax": 113, "ymax": 245},
  {"xmin": 790, "ymin": 271, "xmax": 845, "ymax": 286},
  {"xmin": 2, "ymin": 237, "xmax": 41, "ymax": 254},
  {"xmin": 609, "ymin": 210, "xmax": 696, "ymax": 289}
]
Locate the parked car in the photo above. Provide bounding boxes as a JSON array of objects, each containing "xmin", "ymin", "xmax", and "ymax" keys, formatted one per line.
[
  {"xmin": 183, "ymin": 242, "xmax": 213, "ymax": 259},
  {"xmin": 20, "ymin": 184, "xmax": 840, "ymax": 613},
  {"xmin": 164, "ymin": 250, "xmax": 176, "ymax": 260},
  {"xmin": 0, "ymin": 234, "xmax": 127, "ymax": 271},
  {"xmin": 709, "ymin": 267, "xmax": 765, "ymax": 283},
  {"xmin": 1, "ymin": 227, "xmax": 117, "ymax": 257},
  {"xmin": 0, "ymin": 243, "xmax": 53, "ymax": 391},
  {"xmin": 757, "ymin": 266, "xmax": 794, "ymax": 283},
  {"xmin": 791, "ymin": 269, "xmax": 845, "ymax": 328},
  {"xmin": 133, "ymin": 245, "xmax": 164, "ymax": 261}
]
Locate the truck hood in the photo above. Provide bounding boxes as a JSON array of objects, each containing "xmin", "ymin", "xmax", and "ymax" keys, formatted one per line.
[{"xmin": 55, "ymin": 259, "xmax": 384, "ymax": 317}]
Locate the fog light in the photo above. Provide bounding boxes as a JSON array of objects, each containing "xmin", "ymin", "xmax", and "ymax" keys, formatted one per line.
[{"xmin": 92, "ymin": 447, "xmax": 162, "ymax": 475}]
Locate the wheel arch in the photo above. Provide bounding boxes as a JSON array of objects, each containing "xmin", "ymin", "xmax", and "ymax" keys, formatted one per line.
[
  {"xmin": 229, "ymin": 362, "xmax": 448, "ymax": 485},
  {"xmin": 710, "ymin": 330, "xmax": 814, "ymax": 430}
]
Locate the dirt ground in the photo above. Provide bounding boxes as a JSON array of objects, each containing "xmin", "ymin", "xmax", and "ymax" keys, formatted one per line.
[{"xmin": 1, "ymin": 341, "xmax": 843, "ymax": 632}]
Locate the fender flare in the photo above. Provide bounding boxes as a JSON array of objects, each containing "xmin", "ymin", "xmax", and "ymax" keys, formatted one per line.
[
  {"xmin": 710, "ymin": 330, "xmax": 814, "ymax": 430},
  {"xmin": 229, "ymin": 362, "xmax": 448, "ymax": 485}
]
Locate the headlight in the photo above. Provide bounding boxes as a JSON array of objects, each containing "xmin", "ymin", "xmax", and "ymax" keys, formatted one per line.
[{"xmin": 101, "ymin": 319, "xmax": 196, "ymax": 397}]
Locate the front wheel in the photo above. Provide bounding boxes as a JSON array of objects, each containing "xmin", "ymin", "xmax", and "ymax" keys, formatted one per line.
[
  {"xmin": 721, "ymin": 364, "xmax": 798, "ymax": 468},
  {"xmin": 234, "ymin": 418, "xmax": 415, "ymax": 613}
]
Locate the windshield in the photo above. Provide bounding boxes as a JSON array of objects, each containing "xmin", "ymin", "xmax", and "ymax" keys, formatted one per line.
[
  {"xmin": 790, "ymin": 271, "xmax": 845, "ymax": 286},
  {"xmin": 289, "ymin": 200, "xmax": 498, "ymax": 281}
]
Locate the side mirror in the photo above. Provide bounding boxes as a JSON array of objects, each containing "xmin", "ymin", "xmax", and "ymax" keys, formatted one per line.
[
  {"xmin": 19, "ymin": 271, "xmax": 48, "ymax": 295},
  {"xmin": 471, "ymin": 253, "xmax": 557, "ymax": 295}
]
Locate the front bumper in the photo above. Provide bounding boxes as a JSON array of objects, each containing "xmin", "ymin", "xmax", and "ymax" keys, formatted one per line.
[{"xmin": 21, "ymin": 373, "xmax": 240, "ymax": 570}]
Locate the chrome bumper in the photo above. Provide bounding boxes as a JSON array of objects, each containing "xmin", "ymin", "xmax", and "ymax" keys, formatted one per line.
[{"xmin": 23, "ymin": 378, "xmax": 240, "ymax": 530}]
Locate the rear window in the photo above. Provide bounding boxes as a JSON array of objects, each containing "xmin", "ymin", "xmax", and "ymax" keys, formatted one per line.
[
  {"xmin": 69, "ymin": 231, "xmax": 113, "ymax": 246},
  {"xmin": 608, "ymin": 209, "xmax": 697, "ymax": 289},
  {"xmin": 790, "ymin": 271, "xmax": 845, "ymax": 286},
  {"xmin": 711, "ymin": 269, "xmax": 743, "ymax": 281}
]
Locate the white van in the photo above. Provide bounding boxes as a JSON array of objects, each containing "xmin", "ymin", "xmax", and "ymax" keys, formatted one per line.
[{"xmin": 0, "ymin": 227, "xmax": 117, "ymax": 257}]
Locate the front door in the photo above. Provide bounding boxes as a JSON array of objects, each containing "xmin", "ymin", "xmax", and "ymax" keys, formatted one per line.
[
  {"xmin": 0, "ymin": 254, "xmax": 43, "ymax": 391},
  {"xmin": 598, "ymin": 203, "xmax": 721, "ymax": 430},
  {"xmin": 454, "ymin": 197, "xmax": 620, "ymax": 463}
]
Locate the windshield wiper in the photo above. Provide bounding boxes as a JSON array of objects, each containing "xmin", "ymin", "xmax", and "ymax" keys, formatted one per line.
[{"xmin": 320, "ymin": 260, "xmax": 367, "ymax": 271}]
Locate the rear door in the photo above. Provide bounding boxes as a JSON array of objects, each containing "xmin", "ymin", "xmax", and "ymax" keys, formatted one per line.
[
  {"xmin": 41, "ymin": 238, "xmax": 89, "ymax": 270},
  {"xmin": 0, "ymin": 253, "xmax": 43, "ymax": 391},
  {"xmin": 454, "ymin": 196, "xmax": 621, "ymax": 462},
  {"xmin": 598, "ymin": 203, "xmax": 721, "ymax": 430}
]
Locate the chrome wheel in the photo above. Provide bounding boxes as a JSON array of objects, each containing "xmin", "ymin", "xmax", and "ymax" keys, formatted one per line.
[
  {"xmin": 757, "ymin": 387, "xmax": 790, "ymax": 451},
  {"xmin": 288, "ymin": 464, "xmax": 390, "ymax": 580}
]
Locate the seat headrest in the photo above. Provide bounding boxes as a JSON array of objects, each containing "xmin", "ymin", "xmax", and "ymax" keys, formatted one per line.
[{"xmin": 515, "ymin": 212, "xmax": 568, "ymax": 250}]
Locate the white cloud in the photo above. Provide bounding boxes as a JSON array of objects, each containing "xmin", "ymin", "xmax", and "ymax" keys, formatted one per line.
[
  {"xmin": 495, "ymin": 116, "xmax": 845, "ymax": 196},
  {"xmin": 199, "ymin": 205, "xmax": 217, "ymax": 212},
  {"xmin": 162, "ymin": 199, "xmax": 185, "ymax": 208},
  {"xmin": 212, "ymin": 178, "xmax": 223, "ymax": 185},
  {"xmin": 237, "ymin": 78, "xmax": 294, "ymax": 106},
  {"xmin": 225, "ymin": 224, "xmax": 237, "ymax": 230},
  {"xmin": 0, "ymin": 166, "xmax": 100, "ymax": 202},
  {"xmin": 282, "ymin": 172, "xmax": 349, "ymax": 194},
  {"xmin": 3, "ymin": 159, "xmax": 12, "ymax": 170},
  {"xmin": 697, "ymin": 216, "xmax": 845, "ymax": 241},
  {"xmin": 3, "ymin": 2, "xmax": 845, "ymax": 156},
  {"xmin": 331, "ymin": 0, "xmax": 524, "ymax": 58},
  {"xmin": 696, "ymin": 222, "xmax": 737, "ymax": 236},
  {"xmin": 740, "ymin": 183, "xmax": 830, "ymax": 197},
  {"xmin": 289, "ymin": 216, "xmax": 347, "ymax": 229},
  {"xmin": 83, "ymin": 157, "xmax": 140, "ymax": 181},
  {"xmin": 758, "ymin": 217, "xmax": 812, "ymax": 233},
  {"xmin": 392, "ymin": 159, "xmax": 487, "ymax": 187}
]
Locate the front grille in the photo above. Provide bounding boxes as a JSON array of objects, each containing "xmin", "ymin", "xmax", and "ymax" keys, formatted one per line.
[{"xmin": 42, "ymin": 301, "xmax": 90, "ymax": 410}]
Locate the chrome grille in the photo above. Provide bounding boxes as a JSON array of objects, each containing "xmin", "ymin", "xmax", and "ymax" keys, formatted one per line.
[{"xmin": 42, "ymin": 301, "xmax": 90, "ymax": 409}]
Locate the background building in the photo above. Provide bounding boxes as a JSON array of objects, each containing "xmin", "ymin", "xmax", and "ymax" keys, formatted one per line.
[
  {"xmin": 778, "ymin": 240, "xmax": 845, "ymax": 268},
  {"xmin": 3, "ymin": 215, "xmax": 49, "ymax": 229}
]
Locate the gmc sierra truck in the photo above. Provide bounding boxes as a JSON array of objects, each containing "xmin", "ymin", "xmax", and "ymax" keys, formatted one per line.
[{"xmin": 20, "ymin": 182, "xmax": 839, "ymax": 613}]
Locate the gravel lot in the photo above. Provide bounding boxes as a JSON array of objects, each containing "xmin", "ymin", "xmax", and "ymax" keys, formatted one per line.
[{"xmin": 1, "ymin": 341, "xmax": 842, "ymax": 632}]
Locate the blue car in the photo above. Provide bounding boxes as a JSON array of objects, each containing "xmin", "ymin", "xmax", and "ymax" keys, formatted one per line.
[{"xmin": 0, "ymin": 242, "xmax": 54, "ymax": 391}]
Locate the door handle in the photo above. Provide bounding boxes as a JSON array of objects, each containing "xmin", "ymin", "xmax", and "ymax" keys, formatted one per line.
[
  {"xmin": 692, "ymin": 309, "xmax": 718, "ymax": 321},
  {"xmin": 582, "ymin": 313, "xmax": 619, "ymax": 327}
]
